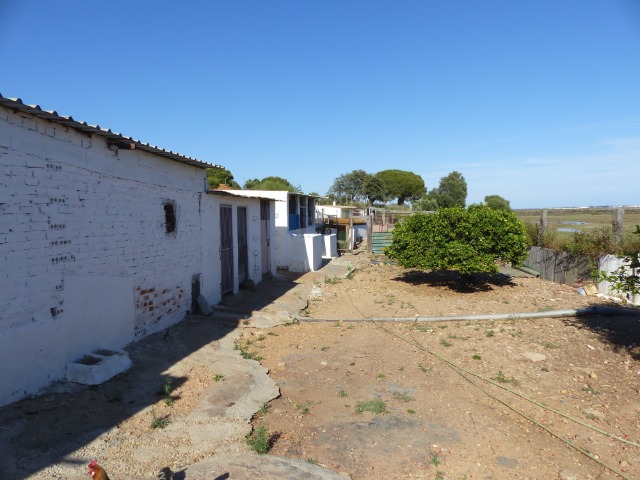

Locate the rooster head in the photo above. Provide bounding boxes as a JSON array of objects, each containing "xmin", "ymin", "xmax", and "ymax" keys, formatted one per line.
[{"xmin": 87, "ymin": 459, "xmax": 99, "ymax": 476}]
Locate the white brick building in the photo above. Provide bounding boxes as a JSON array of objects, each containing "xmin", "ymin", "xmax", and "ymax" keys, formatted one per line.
[
  {"xmin": 221, "ymin": 190, "xmax": 337, "ymax": 272},
  {"xmin": 0, "ymin": 95, "xmax": 272, "ymax": 407}
]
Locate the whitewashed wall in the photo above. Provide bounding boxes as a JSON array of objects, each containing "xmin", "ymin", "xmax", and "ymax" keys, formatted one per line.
[
  {"xmin": 202, "ymin": 193, "xmax": 271, "ymax": 304},
  {"xmin": 0, "ymin": 105, "xmax": 216, "ymax": 406},
  {"xmin": 223, "ymin": 190, "xmax": 324, "ymax": 272},
  {"xmin": 598, "ymin": 254, "xmax": 640, "ymax": 305}
]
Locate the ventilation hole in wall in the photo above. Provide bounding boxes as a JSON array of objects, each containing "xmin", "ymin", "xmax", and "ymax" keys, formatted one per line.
[{"xmin": 163, "ymin": 201, "xmax": 177, "ymax": 234}]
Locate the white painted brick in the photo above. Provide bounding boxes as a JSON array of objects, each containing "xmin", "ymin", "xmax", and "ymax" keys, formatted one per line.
[
  {"xmin": 25, "ymin": 230, "xmax": 47, "ymax": 242},
  {"xmin": 22, "ymin": 116, "xmax": 37, "ymax": 132},
  {"xmin": 24, "ymin": 177, "xmax": 39, "ymax": 187},
  {"xmin": 0, "ymin": 105, "xmax": 218, "ymax": 408},
  {"xmin": 7, "ymin": 110, "xmax": 22, "ymax": 125}
]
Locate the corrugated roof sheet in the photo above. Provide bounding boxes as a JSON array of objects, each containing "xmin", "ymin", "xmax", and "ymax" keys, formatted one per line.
[
  {"xmin": 207, "ymin": 189, "xmax": 277, "ymax": 202},
  {"xmin": 0, "ymin": 93, "xmax": 222, "ymax": 170}
]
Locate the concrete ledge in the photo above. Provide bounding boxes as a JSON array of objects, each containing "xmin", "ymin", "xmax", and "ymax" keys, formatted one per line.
[{"xmin": 65, "ymin": 349, "xmax": 132, "ymax": 385}]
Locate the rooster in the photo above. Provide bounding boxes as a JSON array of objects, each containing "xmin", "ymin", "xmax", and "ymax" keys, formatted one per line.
[
  {"xmin": 87, "ymin": 460, "xmax": 110, "ymax": 480},
  {"xmin": 87, "ymin": 460, "xmax": 174, "ymax": 480}
]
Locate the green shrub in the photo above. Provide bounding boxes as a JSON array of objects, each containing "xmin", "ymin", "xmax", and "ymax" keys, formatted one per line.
[
  {"xmin": 524, "ymin": 222, "xmax": 561, "ymax": 250},
  {"xmin": 565, "ymin": 227, "xmax": 616, "ymax": 263},
  {"xmin": 596, "ymin": 225, "xmax": 640, "ymax": 300},
  {"xmin": 385, "ymin": 204, "xmax": 527, "ymax": 276}
]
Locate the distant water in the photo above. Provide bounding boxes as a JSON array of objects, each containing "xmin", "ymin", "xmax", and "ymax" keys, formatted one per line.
[{"xmin": 556, "ymin": 221, "xmax": 589, "ymax": 233}]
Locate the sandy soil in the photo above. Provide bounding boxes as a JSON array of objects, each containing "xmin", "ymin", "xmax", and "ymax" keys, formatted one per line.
[{"xmin": 246, "ymin": 256, "xmax": 640, "ymax": 479}]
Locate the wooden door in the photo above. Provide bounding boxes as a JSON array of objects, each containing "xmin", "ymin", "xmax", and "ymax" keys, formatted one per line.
[
  {"xmin": 220, "ymin": 205, "xmax": 234, "ymax": 294},
  {"xmin": 237, "ymin": 207, "xmax": 248, "ymax": 285},
  {"xmin": 260, "ymin": 200, "xmax": 271, "ymax": 276}
]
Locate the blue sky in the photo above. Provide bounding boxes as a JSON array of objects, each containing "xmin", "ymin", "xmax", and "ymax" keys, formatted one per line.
[{"xmin": 1, "ymin": 0, "xmax": 639, "ymax": 208}]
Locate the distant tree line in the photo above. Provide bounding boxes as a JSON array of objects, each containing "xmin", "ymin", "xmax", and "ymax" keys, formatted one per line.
[
  {"xmin": 207, "ymin": 167, "xmax": 301, "ymax": 193},
  {"xmin": 327, "ymin": 168, "xmax": 511, "ymax": 211},
  {"xmin": 327, "ymin": 169, "xmax": 426, "ymax": 205},
  {"xmin": 207, "ymin": 166, "xmax": 512, "ymax": 212}
]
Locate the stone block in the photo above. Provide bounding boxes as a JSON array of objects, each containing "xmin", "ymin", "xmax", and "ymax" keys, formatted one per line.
[{"xmin": 66, "ymin": 349, "xmax": 132, "ymax": 385}]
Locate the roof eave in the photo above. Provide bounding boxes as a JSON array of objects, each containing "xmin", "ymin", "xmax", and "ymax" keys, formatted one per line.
[{"xmin": 0, "ymin": 94, "xmax": 222, "ymax": 170}]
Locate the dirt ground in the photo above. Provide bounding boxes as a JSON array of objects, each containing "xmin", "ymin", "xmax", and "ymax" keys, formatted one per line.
[
  {"xmin": 245, "ymin": 255, "xmax": 640, "ymax": 480},
  {"xmin": 2, "ymin": 253, "xmax": 640, "ymax": 480}
]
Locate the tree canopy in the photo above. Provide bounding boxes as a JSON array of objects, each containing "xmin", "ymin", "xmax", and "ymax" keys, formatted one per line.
[
  {"xmin": 327, "ymin": 169, "xmax": 394, "ymax": 205},
  {"xmin": 411, "ymin": 196, "xmax": 439, "ymax": 212},
  {"xmin": 385, "ymin": 204, "xmax": 528, "ymax": 276},
  {"xmin": 484, "ymin": 194, "xmax": 512, "ymax": 211},
  {"xmin": 430, "ymin": 171, "xmax": 467, "ymax": 208},
  {"xmin": 244, "ymin": 176, "xmax": 301, "ymax": 192},
  {"xmin": 327, "ymin": 170, "xmax": 371, "ymax": 203},
  {"xmin": 207, "ymin": 167, "xmax": 240, "ymax": 189},
  {"xmin": 363, "ymin": 174, "xmax": 387, "ymax": 205},
  {"xmin": 374, "ymin": 169, "xmax": 426, "ymax": 205}
]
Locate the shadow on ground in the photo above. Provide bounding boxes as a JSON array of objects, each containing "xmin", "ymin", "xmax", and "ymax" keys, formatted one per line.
[
  {"xmin": 394, "ymin": 269, "xmax": 518, "ymax": 293},
  {"xmin": 0, "ymin": 273, "xmax": 301, "ymax": 480},
  {"xmin": 567, "ymin": 303, "xmax": 640, "ymax": 361}
]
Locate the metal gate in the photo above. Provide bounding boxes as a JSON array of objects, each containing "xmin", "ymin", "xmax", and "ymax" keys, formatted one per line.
[
  {"xmin": 260, "ymin": 200, "xmax": 271, "ymax": 276},
  {"xmin": 220, "ymin": 205, "xmax": 234, "ymax": 294},
  {"xmin": 237, "ymin": 207, "xmax": 248, "ymax": 285}
]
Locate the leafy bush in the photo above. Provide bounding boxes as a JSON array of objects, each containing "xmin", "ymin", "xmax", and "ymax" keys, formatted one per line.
[
  {"xmin": 565, "ymin": 227, "xmax": 616, "ymax": 263},
  {"xmin": 596, "ymin": 225, "xmax": 640, "ymax": 300},
  {"xmin": 524, "ymin": 222, "xmax": 561, "ymax": 250},
  {"xmin": 385, "ymin": 204, "xmax": 527, "ymax": 276}
]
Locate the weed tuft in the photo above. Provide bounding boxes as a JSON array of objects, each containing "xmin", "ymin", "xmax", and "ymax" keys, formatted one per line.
[
  {"xmin": 295, "ymin": 401, "xmax": 313, "ymax": 415},
  {"xmin": 160, "ymin": 378, "xmax": 175, "ymax": 406},
  {"xmin": 346, "ymin": 266, "xmax": 357, "ymax": 279},
  {"xmin": 150, "ymin": 411, "xmax": 169, "ymax": 429},
  {"xmin": 246, "ymin": 425, "xmax": 271, "ymax": 454},
  {"xmin": 392, "ymin": 390, "xmax": 414, "ymax": 402},
  {"xmin": 257, "ymin": 402, "xmax": 270, "ymax": 415},
  {"xmin": 493, "ymin": 369, "xmax": 517, "ymax": 384},
  {"xmin": 355, "ymin": 399, "xmax": 387, "ymax": 414}
]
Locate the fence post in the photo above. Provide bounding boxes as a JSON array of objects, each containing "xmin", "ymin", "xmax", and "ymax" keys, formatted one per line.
[
  {"xmin": 612, "ymin": 207, "xmax": 624, "ymax": 245},
  {"xmin": 348, "ymin": 209, "xmax": 354, "ymax": 252},
  {"xmin": 540, "ymin": 210, "xmax": 548, "ymax": 241},
  {"xmin": 366, "ymin": 213, "xmax": 373, "ymax": 253}
]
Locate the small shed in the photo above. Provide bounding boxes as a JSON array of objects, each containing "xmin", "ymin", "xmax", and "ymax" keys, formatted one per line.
[{"xmin": 223, "ymin": 191, "xmax": 337, "ymax": 272}]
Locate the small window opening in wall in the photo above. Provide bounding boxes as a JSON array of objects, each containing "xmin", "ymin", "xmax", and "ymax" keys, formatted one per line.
[{"xmin": 163, "ymin": 201, "xmax": 177, "ymax": 234}]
